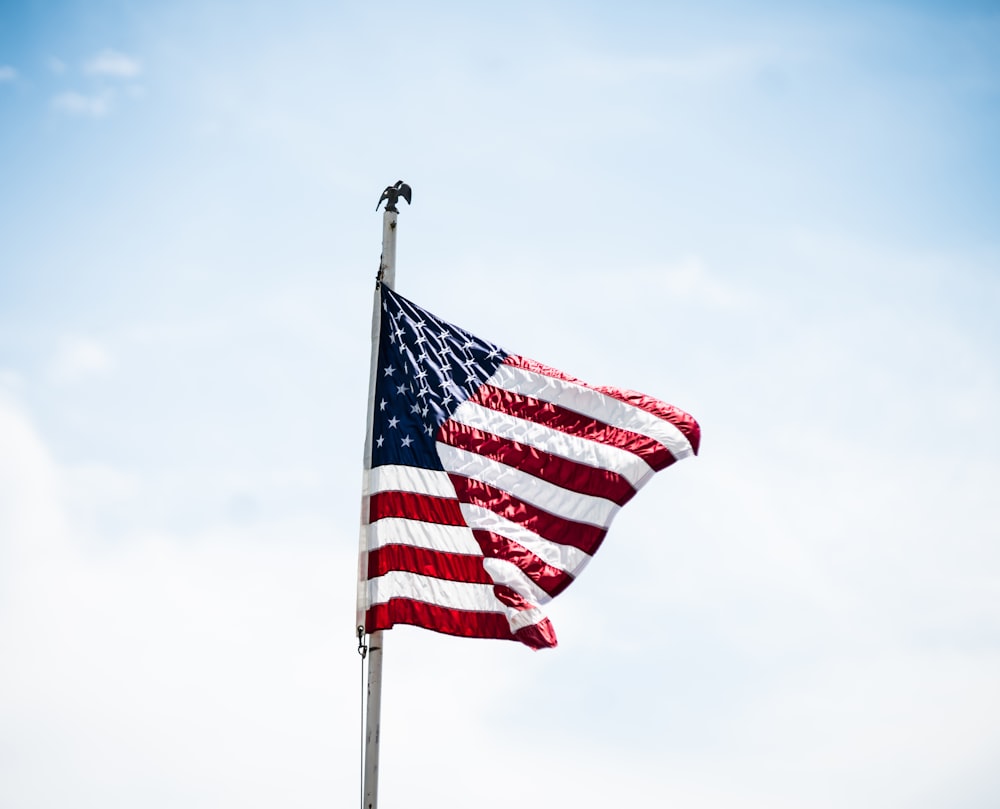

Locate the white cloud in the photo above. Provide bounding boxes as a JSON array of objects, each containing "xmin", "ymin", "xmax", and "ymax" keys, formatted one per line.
[
  {"xmin": 0, "ymin": 65, "xmax": 16, "ymax": 82},
  {"xmin": 60, "ymin": 462, "xmax": 140, "ymax": 532},
  {"xmin": 0, "ymin": 391, "xmax": 358, "ymax": 807},
  {"xmin": 48, "ymin": 336, "xmax": 115, "ymax": 383},
  {"xmin": 0, "ymin": 394, "xmax": 68, "ymax": 562},
  {"xmin": 51, "ymin": 90, "xmax": 113, "ymax": 117},
  {"xmin": 84, "ymin": 48, "xmax": 141, "ymax": 78}
]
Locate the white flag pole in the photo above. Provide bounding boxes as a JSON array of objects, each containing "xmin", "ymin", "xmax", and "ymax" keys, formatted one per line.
[{"xmin": 359, "ymin": 181, "xmax": 411, "ymax": 809}]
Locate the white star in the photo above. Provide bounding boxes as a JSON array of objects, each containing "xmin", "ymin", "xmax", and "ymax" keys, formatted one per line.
[
  {"xmin": 396, "ymin": 383, "xmax": 409, "ymax": 395},
  {"xmin": 440, "ymin": 330, "xmax": 451, "ymax": 340},
  {"xmin": 417, "ymin": 352, "xmax": 429, "ymax": 363},
  {"xmin": 375, "ymin": 435, "xmax": 385, "ymax": 447},
  {"xmin": 394, "ymin": 327, "xmax": 405, "ymax": 343},
  {"xmin": 486, "ymin": 347, "xmax": 500, "ymax": 359},
  {"xmin": 379, "ymin": 399, "xmax": 387, "ymax": 411},
  {"xmin": 421, "ymin": 406, "xmax": 429, "ymax": 418},
  {"xmin": 417, "ymin": 386, "xmax": 430, "ymax": 399},
  {"xmin": 401, "ymin": 435, "xmax": 413, "ymax": 448},
  {"xmin": 383, "ymin": 365, "xmax": 396, "ymax": 377},
  {"xmin": 415, "ymin": 368, "xmax": 428, "ymax": 380},
  {"xmin": 462, "ymin": 340, "xmax": 475, "ymax": 350},
  {"xmin": 440, "ymin": 363, "xmax": 451, "ymax": 373},
  {"xmin": 414, "ymin": 333, "xmax": 426, "ymax": 345},
  {"xmin": 424, "ymin": 424, "xmax": 434, "ymax": 436},
  {"xmin": 414, "ymin": 320, "xmax": 426, "ymax": 330},
  {"xmin": 410, "ymin": 403, "xmax": 421, "ymax": 414},
  {"xmin": 387, "ymin": 416, "xmax": 399, "ymax": 429},
  {"xmin": 442, "ymin": 394, "xmax": 453, "ymax": 408}
]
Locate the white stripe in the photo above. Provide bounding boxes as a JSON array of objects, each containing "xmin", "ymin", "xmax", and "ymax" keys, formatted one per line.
[
  {"xmin": 368, "ymin": 570, "xmax": 551, "ymax": 637},
  {"xmin": 487, "ymin": 364, "xmax": 694, "ymax": 460},
  {"xmin": 368, "ymin": 570, "xmax": 504, "ymax": 613},
  {"xmin": 483, "ymin": 557, "xmax": 553, "ymax": 606},
  {"xmin": 366, "ymin": 464, "xmax": 456, "ymax": 497},
  {"xmin": 438, "ymin": 443, "xmax": 620, "ymax": 528},
  {"xmin": 507, "ymin": 606, "xmax": 548, "ymax": 633},
  {"xmin": 449, "ymin": 401, "xmax": 653, "ymax": 488},
  {"xmin": 460, "ymin": 503, "xmax": 592, "ymax": 576},
  {"xmin": 368, "ymin": 517, "xmax": 481, "ymax": 555}
]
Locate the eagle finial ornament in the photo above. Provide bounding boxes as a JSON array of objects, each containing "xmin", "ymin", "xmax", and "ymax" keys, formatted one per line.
[{"xmin": 376, "ymin": 181, "xmax": 412, "ymax": 213}]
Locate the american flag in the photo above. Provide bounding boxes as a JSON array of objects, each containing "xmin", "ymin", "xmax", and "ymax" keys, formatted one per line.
[{"xmin": 358, "ymin": 285, "xmax": 700, "ymax": 649}]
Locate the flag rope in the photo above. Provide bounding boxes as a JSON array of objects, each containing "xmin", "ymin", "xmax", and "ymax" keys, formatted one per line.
[{"xmin": 357, "ymin": 626, "xmax": 368, "ymax": 809}]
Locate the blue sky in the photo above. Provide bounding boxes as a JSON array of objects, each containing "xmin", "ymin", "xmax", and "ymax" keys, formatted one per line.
[{"xmin": 2, "ymin": 2, "xmax": 999, "ymax": 807}]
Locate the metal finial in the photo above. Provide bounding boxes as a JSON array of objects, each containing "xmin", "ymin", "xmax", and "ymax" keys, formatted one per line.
[{"xmin": 376, "ymin": 180, "xmax": 412, "ymax": 213}]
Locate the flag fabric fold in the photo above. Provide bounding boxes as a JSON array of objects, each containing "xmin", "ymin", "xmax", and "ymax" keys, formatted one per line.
[{"xmin": 358, "ymin": 284, "xmax": 700, "ymax": 649}]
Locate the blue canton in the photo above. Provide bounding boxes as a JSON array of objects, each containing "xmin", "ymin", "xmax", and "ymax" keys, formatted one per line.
[{"xmin": 372, "ymin": 285, "xmax": 509, "ymax": 471}]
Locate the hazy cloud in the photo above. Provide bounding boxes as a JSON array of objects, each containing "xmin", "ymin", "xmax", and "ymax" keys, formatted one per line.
[
  {"xmin": 84, "ymin": 48, "xmax": 141, "ymax": 78},
  {"xmin": 565, "ymin": 45, "xmax": 790, "ymax": 86},
  {"xmin": 657, "ymin": 256, "xmax": 747, "ymax": 309},
  {"xmin": 0, "ymin": 65, "xmax": 17, "ymax": 82},
  {"xmin": 51, "ymin": 90, "xmax": 113, "ymax": 117},
  {"xmin": 0, "ymin": 370, "xmax": 23, "ymax": 391},
  {"xmin": 48, "ymin": 337, "xmax": 115, "ymax": 383}
]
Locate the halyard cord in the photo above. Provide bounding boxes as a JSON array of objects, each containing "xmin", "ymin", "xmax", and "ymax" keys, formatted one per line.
[{"xmin": 358, "ymin": 627, "xmax": 368, "ymax": 809}]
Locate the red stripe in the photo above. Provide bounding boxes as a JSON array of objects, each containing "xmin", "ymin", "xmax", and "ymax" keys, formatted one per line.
[
  {"xmin": 469, "ymin": 382, "xmax": 677, "ymax": 472},
  {"xmin": 368, "ymin": 545, "xmax": 491, "ymax": 584},
  {"xmin": 513, "ymin": 617, "xmax": 558, "ymax": 650},
  {"xmin": 367, "ymin": 599, "xmax": 512, "ymax": 640},
  {"xmin": 595, "ymin": 387, "xmax": 701, "ymax": 456},
  {"xmin": 503, "ymin": 355, "xmax": 701, "ymax": 456},
  {"xmin": 472, "ymin": 530, "xmax": 576, "ymax": 597},
  {"xmin": 369, "ymin": 490, "xmax": 465, "ymax": 525},
  {"xmin": 492, "ymin": 585, "xmax": 560, "ymax": 650},
  {"xmin": 449, "ymin": 474, "xmax": 608, "ymax": 556},
  {"xmin": 366, "ymin": 599, "xmax": 557, "ymax": 650},
  {"xmin": 439, "ymin": 420, "xmax": 637, "ymax": 505}
]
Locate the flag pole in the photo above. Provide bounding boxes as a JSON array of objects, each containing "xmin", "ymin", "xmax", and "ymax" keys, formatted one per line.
[{"xmin": 360, "ymin": 181, "xmax": 411, "ymax": 809}]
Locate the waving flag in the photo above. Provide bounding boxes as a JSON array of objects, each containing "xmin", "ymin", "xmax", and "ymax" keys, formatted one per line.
[{"xmin": 358, "ymin": 285, "xmax": 700, "ymax": 649}]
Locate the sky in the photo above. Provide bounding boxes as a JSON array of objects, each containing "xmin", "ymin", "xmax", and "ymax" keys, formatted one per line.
[{"xmin": 1, "ymin": 1, "xmax": 999, "ymax": 807}]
